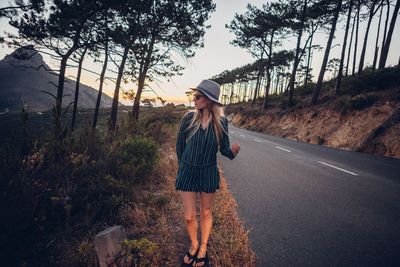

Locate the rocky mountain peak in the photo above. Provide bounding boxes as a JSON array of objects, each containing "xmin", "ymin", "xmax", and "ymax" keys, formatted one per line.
[{"xmin": 2, "ymin": 46, "xmax": 50, "ymax": 70}]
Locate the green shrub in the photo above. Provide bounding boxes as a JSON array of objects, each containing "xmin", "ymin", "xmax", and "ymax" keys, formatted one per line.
[
  {"xmin": 339, "ymin": 66, "xmax": 400, "ymax": 96},
  {"xmin": 336, "ymin": 96, "xmax": 351, "ymax": 115},
  {"xmin": 294, "ymin": 83, "xmax": 315, "ymax": 96},
  {"xmin": 119, "ymin": 238, "xmax": 159, "ymax": 266},
  {"xmin": 0, "ymin": 108, "xmax": 164, "ymax": 266},
  {"xmin": 108, "ymin": 137, "xmax": 159, "ymax": 184}
]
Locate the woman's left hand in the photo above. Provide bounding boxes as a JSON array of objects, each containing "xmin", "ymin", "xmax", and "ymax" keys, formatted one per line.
[{"xmin": 231, "ymin": 141, "xmax": 240, "ymax": 156}]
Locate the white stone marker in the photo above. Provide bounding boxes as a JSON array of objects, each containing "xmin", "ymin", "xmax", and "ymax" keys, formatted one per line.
[{"xmin": 94, "ymin": 225, "xmax": 127, "ymax": 267}]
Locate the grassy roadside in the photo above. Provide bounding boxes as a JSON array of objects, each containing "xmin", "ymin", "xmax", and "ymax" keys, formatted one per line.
[
  {"xmin": 0, "ymin": 104, "xmax": 255, "ymax": 266},
  {"xmin": 120, "ymin": 111, "xmax": 256, "ymax": 266}
]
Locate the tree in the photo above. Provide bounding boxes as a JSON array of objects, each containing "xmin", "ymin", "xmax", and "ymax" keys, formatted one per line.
[
  {"xmin": 352, "ymin": 0, "xmax": 362, "ymax": 75},
  {"xmin": 304, "ymin": 44, "xmax": 322, "ymax": 86},
  {"xmin": 358, "ymin": 0, "xmax": 383, "ymax": 74},
  {"xmin": 378, "ymin": 0, "xmax": 400, "ymax": 69},
  {"xmin": 92, "ymin": 10, "xmax": 111, "ymax": 129},
  {"xmin": 10, "ymin": 0, "xmax": 106, "ymax": 127},
  {"xmin": 327, "ymin": 58, "xmax": 341, "ymax": 78},
  {"xmin": 345, "ymin": 12, "xmax": 356, "ymax": 77},
  {"xmin": 379, "ymin": 0, "xmax": 391, "ymax": 67},
  {"xmin": 287, "ymin": 0, "xmax": 323, "ymax": 107},
  {"xmin": 311, "ymin": 0, "xmax": 343, "ymax": 105},
  {"xmin": 0, "ymin": 0, "xmax": 44, "ymax": 17},
  {"xmin": 129, "ymin": 0, "xmax": 216, "ymax": 121},
  {"xmin": 335, "ymin": 0, "xmax": 354, "ymax": 93},
  {"xmin": 121, "ymin": 88, "xmax": 136, "ymax": 102},
  {"xmin": 141, "ymin": 98, "xmax": 156, "ymax": 107},
  {"xmin": 157, "ymin": 96, "xmax": 166, "ymax": 106},
  {"xmin": 71, "ymin": 46, "xmax": 88, "ymax": 130},
  {"xmin": 108, "ymin": 0, "xmax": 150, "ymax": 130},
  {"xmin": 372, "ymin": 3, "xmax": 384, "ymax": 70},
  {"xmin": 185, "ymin": 91, "xmax": 194, "ymax": 106},
  {"xmin": 227, "ymin": 5, "xmax": 267, "ymax": 105},
  {"xmin": 227, "ymin": 2, "xmax": 288, "ymax": 109}
]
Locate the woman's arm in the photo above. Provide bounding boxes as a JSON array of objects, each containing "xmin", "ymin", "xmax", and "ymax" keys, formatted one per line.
[
  {"xmin": 219, "ymin": 117, "xmax": 237, "ymax": 160},
  {"xmin": 176, "ymin": 113, "xmax": 189, "ymax": 165}
]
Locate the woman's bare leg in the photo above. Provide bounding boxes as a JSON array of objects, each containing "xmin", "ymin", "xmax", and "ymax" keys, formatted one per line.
[
  {"xmin": 196, "ymin": 192, "xmax": 214, "ymax": 265},
  {"xmin": 181, "ymin": 191, "xmax": 199, "ymax": 263}
]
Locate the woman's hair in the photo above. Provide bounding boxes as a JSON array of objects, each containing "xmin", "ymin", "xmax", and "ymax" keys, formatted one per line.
[{"xmin": 184, "ymin": 101, "xmax": 225, "ymax": 146}]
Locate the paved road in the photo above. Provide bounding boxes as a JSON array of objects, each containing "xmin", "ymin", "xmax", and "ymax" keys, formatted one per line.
[{"xmin": 217, "ymin": 124, "xmax": 400, "ymax": 267}]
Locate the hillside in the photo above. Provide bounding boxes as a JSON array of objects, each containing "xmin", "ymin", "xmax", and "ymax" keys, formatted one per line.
[
  {"xmin": 0, "ymin": 47, "xmax": 114, "ymax": 112},
  {"xmin": 224, "ymin": 68, "xmax": 400, "ymax": 159}
]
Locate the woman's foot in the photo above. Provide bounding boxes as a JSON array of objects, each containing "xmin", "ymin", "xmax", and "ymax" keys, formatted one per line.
[
  {"xmin": 193, "ymin": 245, "xmax": 208, "ymax": 266},
  {"xmin": 183, "ymin": 241, "xmax": 199, "ymax": 265}
]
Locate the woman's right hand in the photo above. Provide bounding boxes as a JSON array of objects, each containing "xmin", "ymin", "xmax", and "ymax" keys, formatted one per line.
[{"xmin": 231, "ymin": 141, "xmax": 240, "ymax": 156}]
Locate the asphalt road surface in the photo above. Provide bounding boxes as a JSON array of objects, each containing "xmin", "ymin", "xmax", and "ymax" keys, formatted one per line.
[{"xmin": 217, "ymin": 124, "xmax": 400, "ymax": 267}]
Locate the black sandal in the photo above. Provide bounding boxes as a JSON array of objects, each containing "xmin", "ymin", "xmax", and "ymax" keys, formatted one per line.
[
  {"xmin": 193, "ymin": 251, "xmax": 209, "ymax": 267},
  {"xmin": 181, "ymin": 247, "xmax": 199, "ymax": 266}
]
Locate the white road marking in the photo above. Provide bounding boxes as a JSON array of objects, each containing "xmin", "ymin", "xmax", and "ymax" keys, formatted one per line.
[
  {"xmin": 275, "ymin": 146, "xmax": 292, "ymax": 152},
  {"xmin": 254, "ymin": 139, "xmax": 263, "ymax": 142},
  {"xmin": 240, "ymin": 134, "xmax": 246, "ymax": 138},
  {"xmin": 318, "ymin": 161, "xmax": 359, "ymax": 176}
]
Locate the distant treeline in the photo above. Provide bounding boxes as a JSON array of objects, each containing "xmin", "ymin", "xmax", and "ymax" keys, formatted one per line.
[{"xmin": 211, "ymin": 0, "xmax": 400, "ymax": 109}]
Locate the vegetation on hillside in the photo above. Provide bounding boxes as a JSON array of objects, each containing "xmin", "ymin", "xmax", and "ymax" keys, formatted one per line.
[
  {"xmin": 224, "ymin": 66, "xmax": 400, "ymax": 117},
  {"xmin": 0, "ymin": 104, "xmax": 183, "ymax": 266},
  {"xmin": 0, "ymin": 103, "xmax": 256, "ymax": 266},
  {"xmin": 215, "ymin": 0, "xmax": 400, "ymax": 108}
]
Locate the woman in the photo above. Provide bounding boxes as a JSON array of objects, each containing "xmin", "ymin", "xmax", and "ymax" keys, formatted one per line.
[{"xmin": 175, "ymin": 79, "xmax": 240, "ymax": 266}]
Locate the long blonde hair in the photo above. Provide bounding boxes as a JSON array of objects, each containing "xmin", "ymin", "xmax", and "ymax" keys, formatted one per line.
[{"xmin": 185, "ymin": 102, "xmax": 225, "ymax": 146}]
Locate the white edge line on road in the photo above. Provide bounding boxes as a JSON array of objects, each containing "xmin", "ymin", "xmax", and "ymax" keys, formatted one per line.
[
  {"xmin": 318, "ymin": 161, "xmax": 359, "ymax": 176},
  {"xmin": 275, "ymin": 146, "xmax": 292, "ymax": 152},
  {"xmin": 240, "ymin": 134, "xmax": 246, "ymax": 137},
  {"xmin": 253, "ymin": 139, "xmax": 263, "ymax": 142}
]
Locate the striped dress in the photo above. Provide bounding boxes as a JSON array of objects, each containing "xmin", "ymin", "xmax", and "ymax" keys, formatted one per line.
[{"xmin": 175, "ymin": 112, "xmax": 236, "ymax": 193}]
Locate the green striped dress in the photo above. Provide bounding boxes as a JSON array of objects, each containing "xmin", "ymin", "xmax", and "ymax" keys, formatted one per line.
[{"xmin": 175, "ymin": 112, "xmax": 236, "ymax": 193}]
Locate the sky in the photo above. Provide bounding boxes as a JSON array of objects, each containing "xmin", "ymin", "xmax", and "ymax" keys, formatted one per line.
[{"xmin": 1, "ymin": 0, "xmax": 399, "ymax": 106}]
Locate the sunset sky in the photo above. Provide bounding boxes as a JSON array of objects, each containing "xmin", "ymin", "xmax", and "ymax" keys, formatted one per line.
[{"xmin": 1, "ymin": 0, "xmax": 399, "ymax": 106}]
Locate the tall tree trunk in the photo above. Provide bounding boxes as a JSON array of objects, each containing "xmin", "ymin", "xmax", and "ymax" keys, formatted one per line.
[
  {"xmin": 132, "ymin": 35, "xmax": 156, "ymax": 121},
  {"xmin": 346, "ymin": 13, "xmax": 356, "ymax": 77},
  {"xmin": 380, "ymin": 0, "xmax": 390, "ymax": 61},
  {"xmin": 263, "ymin": 32, "xmax": 274, "ymax": 110},
  {"xmin": 280, "ymin": 68, "xmax": 286, "ymax": 93},
  {"xmin": 372, "ymin": 4, "xmax": 384, "ymax": 70},
  {"xmin": 243, "ymin": 83, "xmax": 247, "ymax": 101},
  {"xmin": 312, "ymin": 0, "xmax": 342, "ymax": 105},
  {"xmin": 358, "ymin": 0, "xmax": 380, "ymax": 74},
  {"xmin": 263, "ymin": 70, "xmax": 271, "ymax": 110},
  {"xmin": 352, "ymin": 3, "xmax": 360, "ymax": 75},
  {"xmin": 229, "ymin": 83, "xmax": 234, "ymax": 104},
  {"xmin": 92, "ymin": 38, "xmax": 109, "ymax": 129},
  {"xmin": 284, "ymin": 73, "xmax": 289, "ymax": 93},
  {"xmin": 110, "ymin": 45, "xmax": 130, "ymax": 130},
  {"xmin": 304, "ymin": 26, "xmax": 314, "ymax": 86},
  {"xmin": 379, "ymin": 0, "xmax": 400, "ymax": 69},
  {"xmin": 55, "ymin": 27, "xmax": 81, "ymax": 120},
  {"xmin": 252, "ymin": 49, "xmax": 264, "ymax": 104},
  {"xmin": 335, "ymin": 0, "xmax": 353, "ymax": 93},
  {"xmin": 275, "ymin": 71, "xmax": 280, "ymax": 94},
  {"xmin": 71, "ymin": 47, "xmax": 87, "ymax": 130},
  {"xmin": 288, "ymin": 0, "xmax": 308, "ymax": 108},
  {"xmin": 259, "ymin": 76, "xmax": 264, "ymax": 99},
  {"xmin": 56, "ymin": 49, "xmax": 76, "ymax": 120},
  {"xmin": 239, "ymin": 83, "xmax": 242, "ymax": 102}
]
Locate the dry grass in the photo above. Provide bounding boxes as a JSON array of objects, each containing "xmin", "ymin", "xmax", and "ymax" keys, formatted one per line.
[
  {"xmin": 209, "ymin": 170, "xmax": 256, "ymax": 266},
  {"xmin": 117, "ymin": 124, "xmax": 255, "ymax": 266}
]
